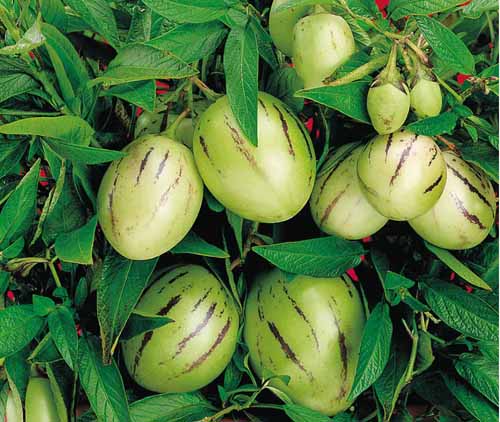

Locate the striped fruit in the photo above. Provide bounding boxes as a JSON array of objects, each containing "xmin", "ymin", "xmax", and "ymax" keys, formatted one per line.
[
  {"xmin": 367, "ymin": 81, "xmax": 410, "ymax": 134},
  {"xmin": 25, "ymin": 377, "xmax": 61, "ymax": 422},
  {"xmin": 193, "ymin": 92, "xmax": 316, "ymax": 223},
  {"xmin": 357, "ymin": 131, "xmax": 447, "ymax": 220},
  {"xmin": 410, "ymin": 151, "xmax": 496, "ymax": 249},
  {"xmin": 244, "ymin": 269, "xmax": 365, "ymax": 416},
  {"xmin": 122, "ymin": 264, "xmax": 239, "ymax": 393},
  {"xmin": 97, "ymin": 135, "xmax": 203, "ymax": 260},
  {"xmin": 293, "ymin": 13, "xmax": 355, "ymax": 89},
  {"xmin": 410, "ymin": 77, "xmax": 442, "ymax": 119},
  {"xmin": 310, "ymin": 143, "xmax": 388, "ymax": 239},
  {"xmin": 134, "ymin": 111, "xmax": 196, "ymax": 148}
]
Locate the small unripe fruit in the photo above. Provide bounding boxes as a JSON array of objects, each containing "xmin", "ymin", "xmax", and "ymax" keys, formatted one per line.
[
  {"xmin": 269, "ymin": 0, "xmax": 309, "ymax": 57},
  {"xmin": 357, "ymin": 131, "xmax": 447, "ymax": 220},
  {"xmin": 410, "ymin": 151, "xmax": 496, "ymax": 249},
  {"xmin": 367, "ymin": 81, "xmax": 410, "ymax": 134},
  {"xmin": 25, "ymin": 377, "xmax": 61, "ymax": 422},
  {"xmin": 292, "ymin": 13, "xmax": 355, "ymax": 89},
  {"xmin": 122, "ymin": 265, "xmax": 239, "ymax": 393},
  {"xmin": 245, "ymin": 269, "xmax": 365, "ymax": 416},
  {"xmin": 134, "ymin": 111, "xmax": 196, "ymax": 148},
  {"xmin": 310, "ymin": 144, "xmax": 388, "ymax": 239},
  {"xmin": 97, "ymin": 135, "xmax": 203, "ymax": 260},
  {"xmin": 193, "ymin": 92, "xmax": 316, "ymax": 223},
  {"xmin": 410, "ymin": 77, "xmax": 442, "ymax": 119}
]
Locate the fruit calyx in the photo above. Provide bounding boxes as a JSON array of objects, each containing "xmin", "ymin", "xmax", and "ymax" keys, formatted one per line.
[{"xmin": 371, "ymin": 43, "xmax": 407, "ymax": 93}]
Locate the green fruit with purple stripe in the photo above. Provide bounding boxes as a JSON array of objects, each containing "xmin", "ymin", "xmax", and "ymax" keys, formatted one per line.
[
  {"xmin": 244, "ymin": 269, "xmax": 365, "ymax": 416},
  {"xmin": 292, "ymin": 13, "xmax": 355, "ymax": 89},
  {"xmin": 367, "ymin": 81, "xmax": 410, "ymax": 134},
  {"xmin": 193, "ymin": 92, "xmax": 316, "ymax": 223},
  {"xmin": 122, "ymin": 264, "xmax": 239, "ymax": 393},
  {"xmin": 25, "ymin": 377, "xmax": 61, "ymax": 422},
  {"xmin": 410, "ymin": 78, "xmax": 442, "ymax": 119},
  {"xmin": 97, "ymin": 135, "xmax": 203, "ymax": 260},
  {"xmin": 310, "ymin": 143, "xmax": 388, "ymax": 239},
  {"xmin": 410, "ymin": 151, "xmax": 496, "ymax": 250},
  {"xmin": 357, "ymin": 131, "xmax": 447, "ymax": 221}
]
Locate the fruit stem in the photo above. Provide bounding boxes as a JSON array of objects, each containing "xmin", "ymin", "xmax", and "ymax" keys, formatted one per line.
[
  {"xmin": 191, "ymin": 76, "xmax": 223, "ymax": 102},
  {"xmin": 325, "ymin": 54, "xmax": 388, "ymax": 86},
  {"xmin": 164, "ymin": 108, "xmax": 190, "ymax": 139},
  {"xmin": 436, "ymin": 135, "xmax": 460, "ymax": 154},
  {"xmin": 434, "ymin": 74, "xmax": 463, "ymax": 103},
  {"xmin": 404, "ymin": 38, "xmax": 431, "ymax": 67},
  {"xmin": 403, "ymin": 317, "xmax": 419, "ymax": 384},
  {"xmin": 379, "ymin": 43, "xmax": 401, "ymax": 84}
]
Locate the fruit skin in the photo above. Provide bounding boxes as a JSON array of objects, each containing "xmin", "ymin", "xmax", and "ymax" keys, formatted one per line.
[
  {"xmin": 410, "ymin": 151, "xmax": 496, "ymax": 250},
  {"xmin": 410, "ymin": 78, "xmax": 442, "ymax": 119},
  {"xmin": 244, "ymin": 269, "xmax": 365, "ymax": 416},
  {"xmin": 134, "ymin": 111, "xmax": 196, "ymax": 148},
  {"xmin": 357, "ymin": 131, "xmax": 447, "ymax": 221},
  {"xmin": 122, "ymin": 264, "xmax": 239, "ymax": 393},
  {"xmin": 97, "ymin": 135, "xmax": 203, "ymax": 260},
  {"xmin": 25, "ymin": 377, "xmax": 61, "ymax": 422},
  {"xmin": 367, "ymin": 82, "xmax": 410, "ymax": 134},
  {"xmin": 292, "ymin": 13, "xmax": 355, "ymax": 89},
  {"xmin": 310, "ymin": 143, "xmax": 388, "ymax": 239},
  {"xmin": 269, "ymin": 0, "xmax": 310, "ymax": 57},
  {"xmin": 193, "ymin": 92, "xmax": 316, "ymax": 223}
]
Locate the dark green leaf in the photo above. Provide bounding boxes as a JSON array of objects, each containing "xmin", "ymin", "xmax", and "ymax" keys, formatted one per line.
[
  {"xmin": 0, "ymin": 141, "xmax": 27, "ymax": 179},
  {"xmin": 226, "ymin": 210, "xmax": 243, "ymax": 254},
  {"xmin": 460, "ymin": 142, "xmax": 499, "ymax": 183},
  {"xmin": 0, "ymin": 72, "xmax": 38, "ymax": 104},
  {"xmin": 284, "ymin": 404, "xmax": 332, "ymax": 422},
  {"xmin": 249, "ymin": 16, "xmax": 279, "ymax": 70},
  {"xmin": 224, "ymin": 23, "xmax": 259, "ymax": 146},
  {"xmin": 127, "ymin": 6, "xmax": 152, "ymax": 43},
  {"xmin": 253, "ymin": 236, "xmax": 365, "ymax": 278},
  {"xmin": 349, "ymin": 303, "xmax": 393, "ymax": 400},
  {"xmin": 121, "ymin": 311, "xmax": 173, "ymax": 341},
  {"xmin": 47, "ymin": 306, "xmax": 78, "ymax": 370},
  {"xmin": 32, "ymin": 295, "xmax": 56, "ymax": 316},
  {"xmin": 455, "ymin": 353, "xmax": 498, "ymax": 405},
  {"xmin": 405, "ymin": 111, "xmax": 459, "ymax": 136},
  {"xmin": 43, "ymin": 140, "xmax": 126, "ymax": 165},
  {"xmin": 142, "ymin": 0, "xmax": 233, "ymax": 23},
  {"xmin": 389, "ymin": 0, "xmax": 465, "ymax": 20},
  {"xmin": 46, "ymin": 362, "xmax": 71, "ymax": 422},
  {"xmin": 384, "ymin": 272, "xmax": 415, "ymax": 290},
  {"xmin": 5, "ymin": 348, "xmax": 30, "ymax": 401},
  {"xmin": 54, "ymin": 216, "xmax": 98, "ymax": 265},
  {"xmin": 103, "ymin": 81, "xmax": 156, "ymax": 112},
  {"xmin": 170, "ymin": 231, "xmax": 229, "ymax": 258},
  {"xmin": 415, "ymin": 330, "xmax": 435, "ymax": 374}
]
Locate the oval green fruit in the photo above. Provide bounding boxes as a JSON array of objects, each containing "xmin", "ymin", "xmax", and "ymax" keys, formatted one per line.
[
  {"xmin": 367, "ymin": 82, "xmax": 410, "ymax": 134},
  {"xmin": 310, "ymin": 143, "xmax": 388, "ymax": 239},
  {"xmin": 244, "ymin": 269, "xmax": 365, "ymax": 416},
  {"xmin": 410, "ymin": 78, "xmax": 442, "ymax": 119},
  {"xmin": 193, "ymin": 92, "xmax": 316, "ymax": 223},
  {"xmin": 5, "ymin": 391, "xmax": 19, "ymax": 422},
  {"xmin": 97, "ymin": 135, "xmax": 203, "ymax": 260},
  {"xmin": 293, "ymin": 13, "xmax": 355, "ymax": 89},
  {"xmin": 269, "ymin": 0, "xmax": 310, "ymax": 57},
  {"xmin": 409, "ymin": 151, "xmax": 496, "ymax": 249},
  {"xmin": 122, "ymin": 264, "xmax": 239, "ymax": 393},
  {"xmin": 357, "ymin": 131, "xmax": 447, "ymax": 220},
  {"xmin": 25, "ymin": 377, "xmax": 61, "ymax": 422},
  {"xmin": 134, "ymin": 111, "xmax": 196, "ymax": 148}
]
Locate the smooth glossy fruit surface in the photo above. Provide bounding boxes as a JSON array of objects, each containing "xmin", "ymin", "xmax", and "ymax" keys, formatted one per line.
[
  {"xmin": 122, "ymin": 264, "xmax": 239, "ymax": 393},
  {"xmin": 293, "ymin": 13, "xmax": 355, "ymax": 89},
  {"xmin": 193, "ymin": 92, "xmax": 316, "ymax": 223},
  {"xmin": 410, "ymin": 78, "xmax": 442, "ymax": 119},
  {"xmin": 245, "ymin": 269, "xmax": 365, "ymax": 416},
  {"xmin": 25, "ymin": 377, "xmax": 61, "ymax": 422},
  {"xmin": 97, "ymin": 135, "xmax": 203, "ymax": 260},
  {"xmin": 410, "ymin": 151, "xmax": 496, "ymax": 249},
  {"xmin": 269, "ymin": 0, "xmax": 309, "ymax": 57},
  {"xmin": 367, "ymin": 82, "xmax": 410, "ymax": 134},
  {"xmin": 357, "ymin": 131, "xmax": 447, "ymax": 220},
  {"xmin": 134, "ymin": 111, "xmax": 196, "ymax": 148},
  {"xmin": 310, "ymin": 143, "xmax": 388, "ymax": 239}
]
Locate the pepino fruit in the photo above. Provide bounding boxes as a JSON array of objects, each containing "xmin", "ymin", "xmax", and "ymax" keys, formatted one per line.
[
  {"xmin": 245, "ymin": 269, "xmax": 365, "ymax": 416},
  {"xmin": 25, "ymin": 377, "xmax": 61, "ymax": 422},
  {"xmin": 357, "ymin": 131, "xmax": 447, "ymax": 220},
  {"xmin": 134, "ymin": 111, "xmax": 196, "ymax": 148},
  {"xmin": 367, "ymin": 45, "xmax": 410, "ymax": 134},
  {"xmin": 292, "ymin": 12, "xmax": 355, "ymax": 89},
  {"xmin": 409, "ymin": 72, "xmax": 443, "ymax": 119},
  {"xmin": 409, "ymin": 151, "xmax": 496, "ymax": 249},
  {"xmin": 97, "ymin": 133, "xmax": 203, "ymax": 260},
  {"xmin": 269, "ymin": 0, "xmax": 310, "ymax": 57},
  {"xmin": 310, "ymin": 143, "xmax": 388, "ymax": 239},
  {"xmin": 122, "ymin": 264, "xmax": 239, "ymax": 393},
  {"xmin": 193, "ymin": 92, "xmax": 316, "ymax": 223}
]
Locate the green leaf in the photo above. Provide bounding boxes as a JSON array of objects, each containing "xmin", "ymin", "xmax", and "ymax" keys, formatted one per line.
[
  {"xmin": 266, "ymin": 66, "xmax": 304, "ymax": 114},
  {"xmin": 463, "ymin": 0, "xmax": 498, "ymax": 15},
  {"xmin": 0, "ymin": 72, "xmax": 38, "ymax": 104},
  {"xmin": 460, "ymin": 142, "xmax": 499, "ymax": 183},
  {"xmin": 389, "ymin": 0, "xmax": 465, "ymax": 20},
  {"xmin": 253, "ymin": 236, "xmax": 365, "ymax": 278},
  {"xmin": 55, "ymin": 216, "xmax": 97, "ymax": 265},
  {"xmin": 0, "ymin": 116, "xmax": 94, "ymax": 144},
  {"xmin": 421, "ymin": 280, "xmax": 498, "ymax": 341},
  {"xmin": 384, "ymin": 272, "xmax": 415, "ymax": 290},
  {"xmin": 32, "ymin": 295, "xmax": 56, "ymax": 316},
  {"xmin": 295, "ymin": 82, "xmax": 370, "ymax": 123},
  {"xmin": 405, "ymin": 111, "xmax": 459, "ymax": 136},
  {"xmin": 129, "ymin": 392, "xmax": 216, "ymax": 422},
  {"xmin": 127, "ymin": 5, "xmax": 152, "ymax": 43},
  {"xmin": 92, "ymin": 44, "xmax": 197, "ymax": 86},
  {"xmin": 0, "ymin": 141, "xmax": 27, "ymax": 179},
  {"xmin": 443, "ymin": 374, "xmax": 498, "ymax": 422},
  {"xmin": 78, "ymin": 337, "xmax": 130, "ymax": 422},
  {"xmin": 415, "ymin": 16, "xmax": 475, "ymax": 75},
  {"xmin": 46, "ymin": 362, "xmax": 71, "ymax": 422},
  {"xmin": 43, "ymin": 140, "xmax": 125, "ymax": 165},
  {"xmin": 349, "ymin": 303, "xmax": 393, "ymax": 401},
  {"xmin": 415, "ymin": 330, "xmax": 435, "ymax": 374},
  {"xmin": 0, "ymin": 305, "xmax": 44, "ymax": 358},
  {"xmin": 425, "ymin": 242, "xmax": 492, "ymax": 291},
  {"xmin": 0, "ymin": 159, "xmax": 40, "ymax": 248},
  {"xmin": 249, "ymin": 16, "xmax": 279, "ymax": 70},
  {"xmin": 47, "ymin": 306, "xmax": 78, "ymax": 370},
  {"xmin": 146, "ymin": 21, "xmax": 228, "ymax": 63},
  {"xmin": 226, "ymin": 210, "xmax": 243, "ymax": 254},
  {"xmin": 120, "ymin": 311, "xmax": 173, "ymax": 341},
  {"xmin": 142, "ymin": 0, "xmax": 233, "ymax": 23},
  {"xmin": 103, "ymin": 81, "xmax": 156, "ymax": 112},
  {"xmin": 97, "ymin": 252, "xmax": 158, "ymax": 363},
  {"xmin": 455, "ymin": 353, "xmax": 498, "ymax": 406},
  {"xmin": 170, "ymin": 231, "xmax": 229, "ymax": 258},
  {"xmin": 5, "ymin": 348, "xmax": 30, "ymax": 401},
  {"xmin": 65, "ymin": 0, "xmax": 120, "ymax": 49},
  {"xmin": 283, "ymin": 404, "xmax": 332, "ymax": 422},
  {"xmin": 224, "ymin": 23, "xmax": 259, "ymax": 147},
  {"xmin": 0, "ymin": 18, "xmax": 45, "ymax": 56}
]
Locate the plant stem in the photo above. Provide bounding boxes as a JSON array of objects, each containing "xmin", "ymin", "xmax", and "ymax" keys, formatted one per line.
[
  {"xmin": 436, "ymin": 135, "xmax": 459, "ymax": 153},
  {"xmin": 403, "ymin": 318, "xmax": 419, "ymax": 384},
  {"xmin": 435, "ymin": 74, "xmax": 463, "ymax": 103},
  {"xmin": 405, "ymin": 39, "xmax": 430, "ymax": 67},
  {"xmin": 191, "ymin": 76, "xmax": 223, "ymax": 101},
  {"xmin": 164, "ymin": 108, "xmax": 190, "ymax": 139},
  {"xmin": 326, "ymin": 54, "xmax": 388, "ymax": 86},
  {"xmin": 48, "ymin": 260, "xmax": 63, "ymax": 289}
]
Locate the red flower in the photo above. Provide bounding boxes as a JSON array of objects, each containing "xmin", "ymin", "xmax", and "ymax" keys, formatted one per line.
[
  {"xmin": 156, "ymin": 80, "xmax": 170, "ymax": 95},
  {"xmin": 39, "ymin": 167, "xmax": 49, "ymax": 187},
  {"xmin": 347, "ymin": 268, "xmax": 359, "ymax": 282},
  {"xmin": 459, "ymin": 0, "xmax": 472, "ymax": 6},
  {"xmin": 136, "ymin": 107, "xmax": 143, "ymax": 117},
  {"xmin": 6, "ymin": 291, "xmax": 15, "ymax": 302},
  {"xmin": 449, "ymin": 272, "xmax": 456, "ymax": 281},
  {"xmin": 456, "ymin": 73, "xmax": 472, "ymax": 85},
  {"xmin": 305, "ymin": 118, "xmax": 314, "ymax": 133},
  {"xmin": 362, "ymin": 236, "xmax": 373, "ymax": 243},
  {"xmin": 375, "ymin": 0, "xmax": 390, "ymax": 18}
]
